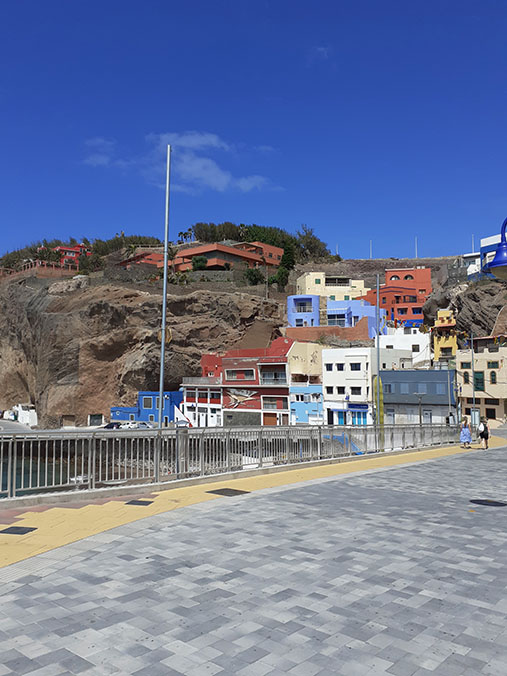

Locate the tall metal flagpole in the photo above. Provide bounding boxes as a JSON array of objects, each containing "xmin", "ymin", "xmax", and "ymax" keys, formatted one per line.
[
  {"xmin": 375, "ymin": 274, "xmax": 381, "ymax": 450},
  {"xmin": 157, "ymin": 145, "xmax": 172, "ymax": 438}
]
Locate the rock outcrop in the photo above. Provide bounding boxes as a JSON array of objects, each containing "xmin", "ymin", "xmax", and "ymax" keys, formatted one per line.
[
  {"xmin": 0, "ymin": 278, "xmax": 282, "ymax": 427},
  {"xmin": 423, "ymin": 280, "xmax": 507, "ymax": 340}
]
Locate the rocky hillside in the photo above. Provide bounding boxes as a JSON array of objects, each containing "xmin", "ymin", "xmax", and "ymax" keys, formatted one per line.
[
  {"xmin": 423, "ymin": 280, "xmax": 507, "ymax": 340},
  {"xmin": 0, "ymin": 276, "xmax": 283, "ymax": 427}
]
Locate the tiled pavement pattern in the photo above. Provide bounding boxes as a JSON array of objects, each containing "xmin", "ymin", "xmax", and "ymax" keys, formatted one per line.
[{"xmin": 1, "ymin": 445, "xmax": 507, "ymax": 674}]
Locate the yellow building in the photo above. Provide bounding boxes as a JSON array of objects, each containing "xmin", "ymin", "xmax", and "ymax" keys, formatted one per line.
[
  {"xmin": 296, "ymin": 272, "xmax": 369, "ymax": 301},
  {"xmin": 456, "ymin": 335, "xmax": 506, "ymax": 424},
  {"xmin": 433, "ymin": 309, "xmax": 458, "ymax": 362}
]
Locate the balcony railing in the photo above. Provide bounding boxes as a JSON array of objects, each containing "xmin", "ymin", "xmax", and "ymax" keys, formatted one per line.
[
  {"xmin": 260, "ymin": 375, "xmax": 287, "ymax": 385},
  {"xmin": 182, "ymin": 377, "xmax": 221, "ymax": 385}
]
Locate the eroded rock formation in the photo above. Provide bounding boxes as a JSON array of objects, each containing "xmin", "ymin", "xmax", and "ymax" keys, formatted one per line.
[{"xmin": 0, "ymin": 278, "xmax": 282, "ymax": 426}]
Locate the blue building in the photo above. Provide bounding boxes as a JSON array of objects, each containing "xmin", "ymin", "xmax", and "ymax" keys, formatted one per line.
[
  {"xmin": 290, "ymin": 385, "xmax": 324, "ymax": 424},
  {"xmin": 111, "ymin": 391, "xmax": 183, "ymax": 426},
  {"xmin": 287, "ymin": 295, "xmax": 320, "ymax": 328},
  {"xmin": 326, "ymin": 299, "xmax": 387, "ymax": 338},
  {"xmin": 287, "ymin": 295, "xmax": 387, "ymax": 338}
]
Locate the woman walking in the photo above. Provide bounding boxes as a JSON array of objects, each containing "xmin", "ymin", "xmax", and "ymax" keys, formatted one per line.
[
  {"xmin": 478, "ymin": 417, "xmax": 490, "ymax": 450},
  {"xmin": 460, "ymin": 416, "xmax": 472, "ymax": 449}
]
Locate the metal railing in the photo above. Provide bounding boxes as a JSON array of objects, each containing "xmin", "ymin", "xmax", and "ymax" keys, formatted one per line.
[{"xmin": 0, "ymin": 424, "xmax": 458, "ymax": 500}]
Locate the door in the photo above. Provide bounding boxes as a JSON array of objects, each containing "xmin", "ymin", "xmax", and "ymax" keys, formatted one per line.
[
  {"xmin": 422, "ymin": 409, "xmax": 432, "ymax": 425},
  {"xmin": 263, "ymin": 412, "xmax": 277, "ymax": 426},
  {"xmin": 385, "ymin": 409, "xmax": 395, "ymax": 425}
]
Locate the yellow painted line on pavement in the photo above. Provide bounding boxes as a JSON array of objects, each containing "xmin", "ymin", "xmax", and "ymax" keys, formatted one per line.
[{"xmin": 0, "ymin": 438, "xmax": 503, "ymax": 569}]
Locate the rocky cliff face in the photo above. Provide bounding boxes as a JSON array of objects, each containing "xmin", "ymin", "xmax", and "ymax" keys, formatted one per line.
[
  {"xmin": 423, "ymin": 280, "xmax": 507, "ymax": 339},
  {"xmin": 0, "ymin": 277, "xmax": 282, "ymax": 427}
]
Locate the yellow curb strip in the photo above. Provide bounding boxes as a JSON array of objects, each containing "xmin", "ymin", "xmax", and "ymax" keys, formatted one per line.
[{"xmin": 0, "ymin": 440, "xmax": 502, "ymax": 569}]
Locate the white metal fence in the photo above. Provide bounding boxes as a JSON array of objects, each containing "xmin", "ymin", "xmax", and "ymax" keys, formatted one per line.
[{"xmin": 0, "ymin": 424, "xmax": 458, "ymax": 499}]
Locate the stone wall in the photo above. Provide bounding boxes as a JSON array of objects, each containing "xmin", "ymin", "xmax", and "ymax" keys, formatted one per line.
[{"xmin": 223, "ymin": 410, "xmax": 262, "ymax": 427}]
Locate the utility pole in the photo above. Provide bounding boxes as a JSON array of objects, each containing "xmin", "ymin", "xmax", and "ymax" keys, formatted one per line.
[
  {"xmin": 471, "ymin": 332, "xmax": 476, "ymax": 431},
  {"xmin": 375, "ymin": 274, "xmax": 381, "ymax": 450}
]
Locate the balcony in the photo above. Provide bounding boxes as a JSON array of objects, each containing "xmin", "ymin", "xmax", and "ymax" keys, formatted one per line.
[
  {"xmin": 182, "ymin": 376, "xmax": 221, "ymax": 386},
  {"xmin": 259, "ymin": 372, "xmax": 287, "ymax": 386},
  {"xmin": 294, "ymin": 305, "xmax": 313, "ymax": 313}
]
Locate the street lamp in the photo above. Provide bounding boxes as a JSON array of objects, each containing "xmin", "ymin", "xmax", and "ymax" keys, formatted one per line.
[{"xmin": 488, "ymin": 217, "xmax": 507, "ymax": 280}]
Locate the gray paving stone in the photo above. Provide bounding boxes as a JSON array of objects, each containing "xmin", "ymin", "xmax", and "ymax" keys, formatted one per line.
[{"xmin": 1, "ymin": 446, "xmax": 507, "ymax": 675}]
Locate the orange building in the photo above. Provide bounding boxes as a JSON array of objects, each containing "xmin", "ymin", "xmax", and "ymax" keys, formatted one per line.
[
  {"xmin": 118, "ymin": 241, "xmax": 283, "ymax": 273},
  {"xmin": 359, "ymin": 267, "xmax": 432, "ymax": 327}
]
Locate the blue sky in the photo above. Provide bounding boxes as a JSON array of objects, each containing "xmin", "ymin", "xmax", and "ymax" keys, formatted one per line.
[{"xmin": 2, "ymin": 0, "xmax": 507, "ymax": 259}]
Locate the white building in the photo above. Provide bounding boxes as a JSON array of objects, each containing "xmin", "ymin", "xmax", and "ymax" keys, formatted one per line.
[
  {"xmin": 376, "ymin": 326, "xmax": 431, "ymax": 368},
  {"xmin": 322, "ymin": 347, "xmax": 413, "ymax": 426}
]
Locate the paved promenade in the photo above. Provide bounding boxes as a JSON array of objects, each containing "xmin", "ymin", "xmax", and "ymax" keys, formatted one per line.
[{"xmin": 1, "ymin": 438, "xmax": 507, "ymax": 675}]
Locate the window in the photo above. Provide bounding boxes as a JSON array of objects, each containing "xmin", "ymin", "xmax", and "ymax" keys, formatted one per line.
[
  {"xmin": 295, "ymin": 319, "xmax": 303, "ymax": 327},
  {"xmin": 295, "ymin": 394, "xmax": 304, "ymax": 402},
  {"xmin": 315, "ymin": 278, "xmax": 321, "ymax": 284},
  {"xmin": 382, "ymin": 297, "xmax": 386, "ymax": 304},
  {"xmin": 486, "ymin": 408, "xmax": 497, "ymax": 419},
  {"xmin": 398, "ymin": 308, "xmax": 408, "ymax": 315},
  {"xmin": 149, "ymin": 414, "xmax": 155, "ymax": 422},
  {"xmin": 490, "ymin": 372, "xmax": 497, "ymax": 385},
  {"xmin": 485, "ymin": 398, "xmax": 500, "ymax": 405},
  {"xmin": 351, "ymin": 387, "xmax": 361, "ymax": 395},
  {"xmin": 325, "ymin": 386, "xmax": 333, "ymax": 395},
  {"xmin": 325, "ymin": 363, "xmax": 333, "ymax": 371},
  {"xmin": 489, "ymin": 346, "xmax": 499, "ymax": 353},
  {"xmin": 384, "ymin": 384, "xmax": 393, "ymax": 394},
  {"xmin": 487, "ymin": 361, "xmax": 499, "ymax": 369},
  {"xmin": 329, "ymin": 295, "xmax": 335, "ymax": 301},
  {"xmin": 142, "ymin": 397, "xmax": 152, "ymax": 409},
  {"xmin": 474, "ymin": 372, "xmax": 485, "ymax": 391},
  {"xmin": 412, "ymin": 308, "xmax": 422, "ymax": 315},
  {"xmin": 404, "ymin": 328, "xmax": 411, "ymax": 335},
  {"xmin": 129, "ymin": 414, "xmax": 135, "ymax": 421},
  {"xmin": 390, "ymin": 275, "xmax": 400, "ymax": 280},
  {"xmin": 210, "ymin": 390, "xmax": 221, "ymax": 400},
  {"xmin": 350, "ymin": 363, "xmax": 361, "ymax": 371},
  {"xmin": 441, "ymin": 347, "xmax": 453, "ymax": 357},
  {"xmin": 411, "ymin": 344, "xmax": 420, "ymax": 352},
  {"xmin": 404, "ymin": 295, "xmax": 417, "ymax": 303},
  {"xmin": 344, "ymin": 295, "xmax": 350, "ymax": 300},
  {"xmin": 400, "ymin": 383, "xmax": 409, "ymax": 394},
  {"xmin": 461, "ymin": 362, "xmax": 471, "ymax": 369},
  {"xmin": 465, "ymin": 407, "xmax": 471, "ymax": 415},
  {"xmin": 263, "ymin": 396, "xmax": 288, "ymax": 410},
  {"xmin": 404, "ymin": 274, "xmax": 414, "ymax": 280},
  {"xmin": 436, "ymin": 383, "xmax": 445, "ymax": 395},
  {"xmin": 337, "ymin": 386, "xmax": 345, "ymax": 394},
  {"xmin": 382, "ymin": 363, "xmax": 387, "ymax": 369},
  {"xmin": 463, "ymin": 372, "xmax": 469, "ymax": 384},
  {"xmin": 336, "ymin": 363, "xmax": 344, "ymax": 371},
  {"xmin": 226, "ymin": 369, "xmax": 255, "ymax": 381},
  {"xmin": 386, "ymin": 345, "xmax": 394, "ymax": 349},
  {"xmin": 417, "ymin": 383, "xmax": 427, "ymax": 394},
  {"xmin": 418, "ymin": 289, "xmax": 426, "ymax": 294},
  {"xmin": 303, "ymin": 394, "xmax": 310, "ymax": 403}
]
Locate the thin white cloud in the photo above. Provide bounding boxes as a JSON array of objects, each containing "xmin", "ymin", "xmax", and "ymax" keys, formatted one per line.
[
  {"xmin": 83, "ymin": 131, "xmax": 278, "ymax": 194},
  {"xmin": 308, "ymin": 45, "xmax": 333, "ymax": 65}
]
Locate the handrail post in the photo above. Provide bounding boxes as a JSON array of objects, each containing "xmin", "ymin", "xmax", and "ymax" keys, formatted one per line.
[
  {"xmin": 89, "ymin": 434, "xmax": 96, "ymax": 490},
  {"xmin": 7, "ymin": 436, "xmax": 13, "ymax": 498},
  {"xmin": 226, "ymin": 430, "xmax": 231, "ymax": 472},
  {"xmin": 200, "ymin": 431, "xmax": 205, "ymax": 477},
  {"xmin": 11, "ymin": 435, "xmax": 17, "ymax": 498},
  {"xmin": 154, "ymin": 429, "xmax": 161, "ymax": 483},
  {"xmin": 258, "ymin": 428, "xmax": 263, "ymax": 468},
  {"xmin": 316, "ymin": 426, "xmax": 322, "ymax": 460}
]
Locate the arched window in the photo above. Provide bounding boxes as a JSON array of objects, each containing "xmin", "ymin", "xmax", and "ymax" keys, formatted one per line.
[
  {"xmin": 463, "ymin": 371, "xmax": 470, "ymax": 384},
  {"xmin": 404, "ymin": 274, "xmax": 414, "ymax": 280},
  {"xmin": 390, "ymin": 275, "xmax": 400, "ymax": 280},
  {"xmin": 491, "ymin": 371, "xmax": 497, "ymax": 384}
]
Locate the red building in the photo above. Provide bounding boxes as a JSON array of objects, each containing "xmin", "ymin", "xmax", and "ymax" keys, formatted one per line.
[
  {"xmin": 181, "ymin": 337, "xmax": 294, "ymax": 427},
  {"xmin": 118, "ymin": 241, "xmax": 284, "ymax": 273},
  {"xmin": 358, "ymin": 267, "xmax": 432, "ymax": 327}
]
